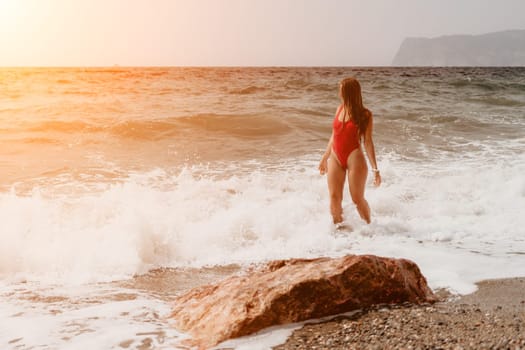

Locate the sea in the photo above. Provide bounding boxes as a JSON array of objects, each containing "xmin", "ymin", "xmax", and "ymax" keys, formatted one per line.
[{"xmin": 1, "ymin": 67, "xmax": 524, "ymax": 349}]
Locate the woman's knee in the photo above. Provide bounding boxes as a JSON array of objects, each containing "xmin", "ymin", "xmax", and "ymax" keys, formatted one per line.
[
  {"xmin": 330, "ymin": 204, "xmax": 343, "ymax": 221},
  {"xmin": 330, "ymin": 192, "xmax": 342, "ymax": 206},
  {"xmin": 330, "ymin": 192, "xmax": 342, "ymax": 203},
  {"xmin": 351, "ymin": 194, "xmax": 367, "ymax": 207}
]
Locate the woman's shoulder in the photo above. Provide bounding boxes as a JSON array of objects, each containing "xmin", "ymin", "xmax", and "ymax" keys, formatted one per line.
[
  {"xmin": 364, "ymin": 108, "xmax": 373, "ymax": 118},
  {"xmin": 334, "ymin": 104, "xmax": 344, "ymax": 117}
]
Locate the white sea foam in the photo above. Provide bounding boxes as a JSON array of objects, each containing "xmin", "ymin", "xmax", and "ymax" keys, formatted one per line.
[
  {"xmin": 0, "ymin": 282, "xmax": 187, "ymax": 350},
  {"xmin": 3, "ymin": 155, "xmax": 523, "ymax": 350},
  {"xmin": 1, "ymin": 152, "xmax": 524, "ymax": 294}
]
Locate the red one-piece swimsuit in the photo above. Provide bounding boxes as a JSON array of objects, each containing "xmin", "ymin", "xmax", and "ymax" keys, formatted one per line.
[{"xmin": 332, "ymin": 105, "xmax": 360, "ymax": 170}]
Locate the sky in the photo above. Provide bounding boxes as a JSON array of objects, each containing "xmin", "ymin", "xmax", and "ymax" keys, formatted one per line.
[{"xmin": 0, "ymin": 0, "xmax": 524, "ymax": 66}]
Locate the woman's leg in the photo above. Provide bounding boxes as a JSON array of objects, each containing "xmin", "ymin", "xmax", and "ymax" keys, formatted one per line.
[
  {"xmin": 327, "ymin": 152, "xmax": 346, "ymax": 224},
  {"xmin": 347, "ymin": 149, "xmax": 371, "ymax": 223}
]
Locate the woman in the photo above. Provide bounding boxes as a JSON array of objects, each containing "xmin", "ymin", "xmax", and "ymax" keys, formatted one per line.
[{"xmin": 318, "ymin": 77, "xmax": 381, "ymax": 225}]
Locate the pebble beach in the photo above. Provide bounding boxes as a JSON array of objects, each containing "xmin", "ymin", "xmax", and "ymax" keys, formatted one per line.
[{"xmin": 275, "ymin": 278, "xmax": 525, "ymax": 350}]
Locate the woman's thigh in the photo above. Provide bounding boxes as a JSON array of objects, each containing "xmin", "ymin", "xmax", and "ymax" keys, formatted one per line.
[
  {"xmin": 327, "ymin": 152, "xmax": 346, "ymax": 198},
  {"xmin": 347, "ymin": 149, "xmax": 368, "ymax": 200}
]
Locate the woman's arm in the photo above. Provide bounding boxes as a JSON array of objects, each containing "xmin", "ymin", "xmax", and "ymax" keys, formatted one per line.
[
  {"xmin": 323, "ymin": 131, "xmax": 334, "ymax": 158},
  {"xmin": 318, "ymin": 130, "xmax": 333, "ymax": 175},
  {"xmin": 363, "ymin": 112, "xmax": 381, "ymax": 186},
  {"xmin": 319, "ymin": 105, "xmax": 342, "ymax": 175}
]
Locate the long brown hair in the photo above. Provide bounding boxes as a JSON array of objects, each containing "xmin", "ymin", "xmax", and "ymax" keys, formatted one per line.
[{"xmin": 339, "ymin": 77, "xmax": 370, "ymax": 139}]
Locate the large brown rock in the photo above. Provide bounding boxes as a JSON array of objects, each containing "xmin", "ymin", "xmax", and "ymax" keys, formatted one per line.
[{"xmin": 171, "ymin": 254, "xmax": 436, "ymax": 349}]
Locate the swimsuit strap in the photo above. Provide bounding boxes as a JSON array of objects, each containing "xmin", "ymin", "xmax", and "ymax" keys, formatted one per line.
[{"xmin": 335, "ymin": 105, "xmax": 343, "ymax": 119}]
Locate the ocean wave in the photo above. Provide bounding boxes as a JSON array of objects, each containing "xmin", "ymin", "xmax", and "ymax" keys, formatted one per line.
[
  {"xmin": 22, "ymin": 137, "xmax": 62, "ymax": 145},
  {"xmin": 0, "ymin": 167, "xmax": 334, "ymax": 282},
  {"xmin": 285, "ymin": 78, "xmax": 310, "ymax": 88},
  {"xmin": 174, "ymin": 114, "xmax": 292, "ymax": 138},
  {"xmin": 228, "ymin": 86, "xmax": 267, "ymax": 95},
  {"xmin": 18, "ymin": 114, "xmax": 294, "ymax": 141},
  {"xmin": 449, "ymin": 79, "xmax": 471, "ymax": 88},
  {"xmin": 466, "ymin": 96, "xmax": 525, "ymax": 107},
  {"xmin": 448, "ymin": 79, "xmax": 512, "ymax": 92},
  {"xmin": 508, "ymin": 82, "xmax": 525, "ymax": 91},
  {"xmin": 1, "ymin": 156, "xmax": 524, "ymax": 293},
  {"xmin": 28, "ymin": 120, "xmax": 103, "ymax": 133},
  {"xmin": 1, "ymin": 66, "xmax": 525, "ymax": 298}
]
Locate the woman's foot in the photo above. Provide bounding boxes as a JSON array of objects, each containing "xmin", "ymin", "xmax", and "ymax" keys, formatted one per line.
[{"xmin": 334, "ymin": 222, "xmax": 353, "ymax": 232}]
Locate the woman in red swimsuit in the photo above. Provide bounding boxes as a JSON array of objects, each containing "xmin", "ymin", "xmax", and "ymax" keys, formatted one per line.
[{"xmin": 318, "ymin": 77, "xmax": 381, "ymax": 225}]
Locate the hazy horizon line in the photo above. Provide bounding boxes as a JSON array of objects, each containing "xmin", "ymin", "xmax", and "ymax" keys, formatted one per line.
[{"xmin": 2, "ymin": 65, "xmax": 524, "ymax": 69}]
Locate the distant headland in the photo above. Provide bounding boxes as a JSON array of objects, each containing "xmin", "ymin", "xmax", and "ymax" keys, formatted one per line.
[{"xmin": 392, "ymin": 29, "xmax": 525, "ymax": 66}]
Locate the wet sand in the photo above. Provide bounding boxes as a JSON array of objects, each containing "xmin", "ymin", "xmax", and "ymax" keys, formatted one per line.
[
  {"xmin": 274, "ymin": 278, "xmax": 525, "ymax": 349},
  {"xmin": 117, "ymin": 265, "xmax": 242, "ymax": 301}
]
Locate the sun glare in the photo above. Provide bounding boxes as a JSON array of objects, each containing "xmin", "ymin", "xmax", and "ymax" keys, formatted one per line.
[{"xmin": 0, "ymin": 0, "xmax": 24, "ymax": 33}]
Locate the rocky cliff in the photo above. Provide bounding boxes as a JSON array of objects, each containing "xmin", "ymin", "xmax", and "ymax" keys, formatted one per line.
[{"xmin": 392, "ymin": 29, "xmax": 525, "ymax": 66}]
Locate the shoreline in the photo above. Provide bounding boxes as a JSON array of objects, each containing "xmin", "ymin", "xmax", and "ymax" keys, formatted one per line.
[
  {"xmin": 119, "ymin": 267, "xmax": 525, "ymax": 349},
  {"xmin": 273, "ymin": 277, "xmax": 525, "ymax": 349}
]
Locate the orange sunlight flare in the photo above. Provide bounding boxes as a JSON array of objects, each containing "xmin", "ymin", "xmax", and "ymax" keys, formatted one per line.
[{"xmin": 0, "ymin": 0, "xmax": 23, "ymax": 32}]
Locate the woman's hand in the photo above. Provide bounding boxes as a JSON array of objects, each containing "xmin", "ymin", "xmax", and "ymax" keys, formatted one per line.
[
  {"xmin": 318, "ymin": 154, "xmax": 329, "ymax": 175},
  {"xmin": 373, "ymin": 171, "xmax": 382, "ymax": 187}
]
